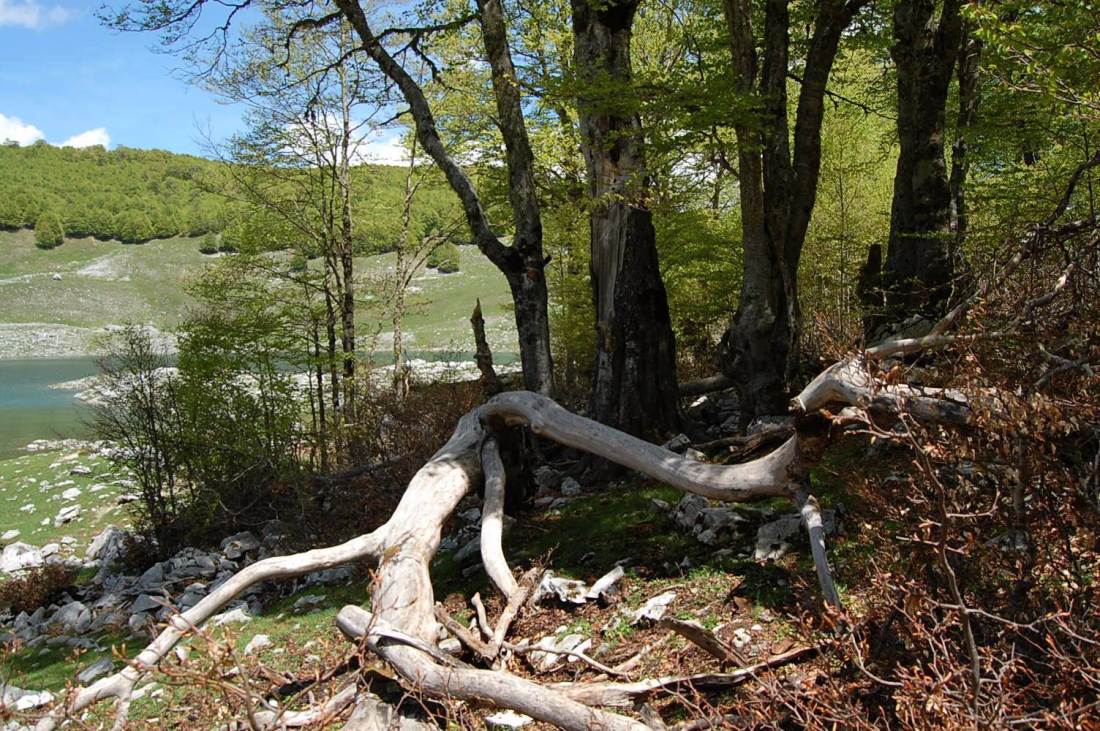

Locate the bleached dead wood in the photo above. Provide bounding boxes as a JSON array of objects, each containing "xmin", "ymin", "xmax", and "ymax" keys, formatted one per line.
[
  {"xmin": 336, "ymin": 606, "xmax": 648, "ymax": 731},
  {"xmin": 46, "ymin": 349, "xmax": 979, "ymax": 729},
  {"xmin": 480, "ymin": 437, "xmax": 519, "ymax": 597},
  {"xmin": 659, "ymin": 618, "xmax": 746, "ymax": 666},
  {"xmin": 551, "ymin": 645, "xmax": 817, "ymax": 707}
]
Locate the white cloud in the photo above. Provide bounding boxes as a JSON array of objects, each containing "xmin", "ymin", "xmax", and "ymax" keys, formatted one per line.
[
  {"xmin": 0, "ymin": 0, "xmax": 73, "ymax": 29},
  {"xmin": 355, "ymin": 130, "xmax": 410, "ymax": 167},
  {"xmin": 60, "ymin": 127, "xmax": 110, "ymax": 148},
  {"xmin": 0, "ymin": 112, "xmax": 44, "ymax": 146}
]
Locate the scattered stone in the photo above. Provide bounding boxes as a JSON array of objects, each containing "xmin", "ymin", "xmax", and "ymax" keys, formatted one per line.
[
  {"xmin": 243, "ymin": 634, "xmax": 273, "ymax": 655},
  {"xmin": 59, "ymin": 536, "xmax": 76, "ymax": 546},
  {"xmin": 130, "ymin": 594, "xmax": 165, "ymax": 615},
  {"xmin": 629, "ymin": 591, "xmax": 677, "ymax": 625},
  {"xmin": 528, "ymin": 632, "xmax": 592, "ymax": 670},
  {"xmin": 0, "ymin": 686, "xmax": 54, "ymax": 711},
  {"xmin": 291, "ymin": 595, "xmax": 327, "ymax": 613},
  {"xmin": 0, "ymin": 542, "xmax": 43, "ymax": 574},
  {"xmin": 453, "ymin": 538, "xmax": 481, "ymax": 565},
  {"xmin": 86, "ymin": 525, "xmax": 129, "ymax": 567},
  {"xmin": 534, "ymin": 465, "xmax": 562, "ymax": 491},
  {"xmin": 458, "ymin": 507, "xmax": 481, "ymax": 524},
  {"xmin": 485, "ymin": 710, "xmax": 533, "ymax": 730},
  {"xmin": 76, "ymin": 657, "xmax": 114, "ymax": 684},
  {"xmin": 560, "ymin": 477, "xmax": 582, "ymax": 497},
  {"xmin": 219, "ymin": 531, "xmax": 260, "ymax": 560},
  {"xmin": 212, "ymin": 606, "xmax": 252, "ymax": 625},
  {"xmin": 532, "ymin": 571, "xmax": 589, "ymax": 605},
  {"xmin": 585, "ymin": 565, "xmax": 625, "ymax": 603},
  {"xmin": 1, "ymin": 529, "xmax": 20, "ymax": 542},
  {"xmin": 53, "ymin": 504, "xmax": 81, "ymax": 527},
  {"xmin": 61, "ymin": 487, "xmax": 82, "ymax": 501},
  {"xmin": 662, "ymin": 433, "xmax": 691, "ymax": 453},
  {"xmin": 69, "ymin": 465, "xmax": 92, "ymax": 476},
  {"xmin": 128, "ymin": 613, "xmax": 152, "ymax": 634},
  {"xmin": 51, "ymin": 273, "xmax": 62, "ymax": 281},
  {"xmin": 116, "ymin": 493, "xmax": 139, "ymax": 505},
  {"xmin": 754, "ymin": 509, "xmax": 838, "ymax": 561}
]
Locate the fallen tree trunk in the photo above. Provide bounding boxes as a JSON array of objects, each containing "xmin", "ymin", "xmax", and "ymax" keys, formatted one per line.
[{"xmin": 43, "ymin": 349, "xmax": 972, "ymax": 730}]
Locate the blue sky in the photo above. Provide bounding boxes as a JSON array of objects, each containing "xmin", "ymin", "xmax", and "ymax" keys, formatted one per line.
[
  {"xmin": 0, "ymin": 0, "xmax": 406, "ymax": 162},
  {"xmin": 0, "ymin": 0, "xmax": 251, "ymax": 155}
]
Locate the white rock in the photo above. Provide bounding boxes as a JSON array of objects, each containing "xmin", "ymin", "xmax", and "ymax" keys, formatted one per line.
[
  {"xmin": 532, "ymin": 571, "xmax": 589, "ymax": 605},
  {"xmin": 1, "ymin": 529, "xmax": 20, "ymax": 542},
  {"xmin": 54, "ymin": 504, "xmax": 81, "ymax": 527},
  {"xmin": 61, "ymin": 487, "xmax": 82, "ymax": 501},
  {"xmin": 69, "ymin": 465, "xmax": 92, "ymax": 476},
  {"xmin": 243, "ymin": 634, "xmax": 273, "ymax": 655},
  {"xmin": 629, "ymin": 591, "xmax": 677, "ymax": 624},
  {"xmin": 560, "ymin": 477, "xmax": 582, "ymax": 497},
  {"xmin": 0, "ymin": 686, "xmax": 54, "ymax": 711},
  {"xmin": 0, "ymin": 542, "xmax": 44, "ymax": 574},
  {"xmin": 212, "ymin": 606, "xmax": 253, "ymax": 625},
  {"xmin": 486, "ymin": 710, "xmax": 533, "ymax": 729}
]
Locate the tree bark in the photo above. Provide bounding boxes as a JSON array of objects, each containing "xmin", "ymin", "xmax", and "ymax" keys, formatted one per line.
[
  {"xmin": 719, "ymin": 0, "xmax": 866, "ymax": 422},
  {"xmin": 873, "ymin": 0, "xmax": 965, "ymax": 335},
  {"xmin": 571, "ymin": 0, "xmax": 681, "ymax": 440},
  {"xmin": 949, "ymin": 24, "xmax": 982, "ymax": 247},
  {"xmin": 333, "ymin": 0, "xmax": 555, "ymax": 397}
]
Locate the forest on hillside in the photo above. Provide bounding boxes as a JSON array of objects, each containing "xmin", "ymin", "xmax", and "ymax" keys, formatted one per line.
[
  {"xmin": 2, "ymin": 0, "xmax": 1099, "ymax": 729},
  {"xmin": 0, "ymin": 142, "xmax": 457, "ymax": 252}
]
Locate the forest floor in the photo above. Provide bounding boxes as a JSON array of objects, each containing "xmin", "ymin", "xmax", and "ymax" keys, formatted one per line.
[
  {"xmin": 0, "ymin": 230, "xmax": 516, "ymax": 358},
  {"xmin": 1, "ymin": 437, "xmax": 883, "ymax": 729}
]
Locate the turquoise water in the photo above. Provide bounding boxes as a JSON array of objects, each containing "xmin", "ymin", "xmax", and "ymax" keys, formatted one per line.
[
  {"xmin": 0, "ymin": 358, "xmax": 99, "ymax": 460},
  {"xmin": 0, "ymin": 351, "xmax": 519, "ymax": 461}
]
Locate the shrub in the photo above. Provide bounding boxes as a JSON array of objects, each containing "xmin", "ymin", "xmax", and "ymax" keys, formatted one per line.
[
  {"xmin": 33, "ymin": 210, "xmax": 65, "ymax": 248},
  {"xmin": 0, "ymin": 563, "xmax": 76, "ymax": 614},
  {"xmin": 199, "ymin": 232, "xmax": 219, "ymax": 254},
  {"xmin": 427, "ymin": 240, "xmax": 461, "ymax": 273},
  {"xmin": 113, "ymin": 209, "xmax": 155, "ymax": 244}
]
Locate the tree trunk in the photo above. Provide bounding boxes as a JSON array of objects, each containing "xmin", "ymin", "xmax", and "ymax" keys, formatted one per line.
[
  {"xmin": 335, "ymin": 0, "xmax": 555, "ymax": 397},
  {"xmin": 719, "ymin": 0, "xmax": 866, "ymax": 420},
  {"xmin": 478, "ymin": 0, "xmax": 556, "ymax": 397},
  {"xmin": 949, "ymin": 25, "xmax": 982, "ymax": 247},
  {"xmin": 875, "ymin": 0, "xmax": 964, "ymax": 334},
  {"xmin": 571, "ymin": 0, "xmax": 680, "ymax": 439},
  {"xmin": 337, "ymin": 35, "xmax": 357, "ymax": 416}
]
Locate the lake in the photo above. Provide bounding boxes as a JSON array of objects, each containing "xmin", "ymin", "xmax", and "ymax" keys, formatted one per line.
[
  {"xmin": 0, "ymin": 351, "xmax": 518, "ymax": 461},
  {"xmin": 0, "ymin": 357, "xmax": 99, "ymax": 460}
]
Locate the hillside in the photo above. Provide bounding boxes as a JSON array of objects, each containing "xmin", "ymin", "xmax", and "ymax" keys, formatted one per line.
[
  {"xmin": 0, "ymin": 228, "xmax": 516, "ymax": 358},
  {"xmin": 0, "ymin": 143, "xmax": 453, "ymax": 250}
]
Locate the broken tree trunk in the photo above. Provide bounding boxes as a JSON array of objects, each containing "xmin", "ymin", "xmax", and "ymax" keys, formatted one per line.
[{"xmin": 471, "ymin": 299, "xmax": 503, "ymax": 397}]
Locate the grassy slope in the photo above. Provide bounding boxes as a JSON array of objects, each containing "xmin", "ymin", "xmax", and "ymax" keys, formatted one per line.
[
  {"xmin": 0, "ymin": 230, "xmax": 516, "ymax": 355},
  {"xmin": 0, "ymin": 449, "xmax": 130, "ymax": 553}
]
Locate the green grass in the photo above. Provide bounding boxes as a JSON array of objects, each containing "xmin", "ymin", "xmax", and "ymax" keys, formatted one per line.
[
  {"xmin": 0, "ymin": 230, "xmax": 517, "ymax": 355},
  {"xmin": 0, "ymin": 448, "xmax": 132, "ymax": 555}
]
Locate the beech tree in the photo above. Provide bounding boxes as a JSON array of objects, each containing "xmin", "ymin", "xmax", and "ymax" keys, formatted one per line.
[
  {"xmin": 571, "ymin": 0, "xmax": 681, "ymax": 438},
  {"xmin": 33, "ymin": 210, "xmax": 64, "ymax": 249},
  {"xmin": 332, "ymin": 0, "xmax": 557, "ymax": 397},
  {"xmin": 718, "ymin": 0, "xmax": 869, "ymax": 420},
  {"xmin": 863, "ymin": 0, "xmax": 972, "ymax": 338}
]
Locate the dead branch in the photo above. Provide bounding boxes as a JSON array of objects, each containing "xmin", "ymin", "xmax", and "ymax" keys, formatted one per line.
[
  {"xmin": 552, "ymin": 645, "xmax": 817, "ymax": 707},
  {"xmin": 660, "ymin": 618, "xmax": 747, "ymax": 665}
]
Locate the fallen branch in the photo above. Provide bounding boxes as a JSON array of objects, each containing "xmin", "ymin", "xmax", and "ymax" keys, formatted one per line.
[
  {"xmin": 552, "ymin": 645, "xmax": 817, "ymax": 707},
  {"xmin": 337, "ymin": 606, "xmax": 648, "ymax": 730},
  {"xmin": 659, "ymin": 618, "xmax": 747, "ymax": 666}
]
